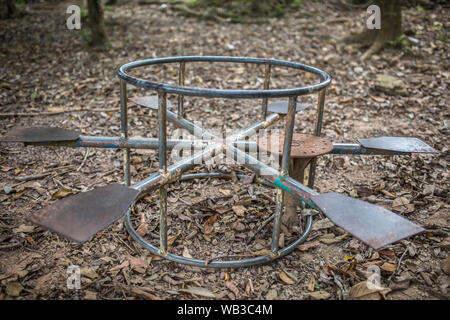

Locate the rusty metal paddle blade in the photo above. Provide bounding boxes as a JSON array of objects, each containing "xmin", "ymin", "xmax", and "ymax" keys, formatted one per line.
[
  {"xmin": 310, "ymin": 192, "xmax": 424, "ymax": 250},
  {"xmin": 267, "ymin": 101, "xmax": 309, "ymax": 114},
  {"xmin": 129, "ymin": 96, "xmax": 175, "ymax": 110},
  {"xmin": 358, "ymin": 137, "xmax": 438, "ymax": 154},
  {"xmin": 0, "ymin": 127, "xmax": 81, "ymax": 143},
  {"xmin": 29, "ymin": 183, "xmax": 140, "ymax": 243}
]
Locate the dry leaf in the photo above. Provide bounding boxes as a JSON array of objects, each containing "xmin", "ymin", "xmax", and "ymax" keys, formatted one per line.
[
  {"xmin": 347, "ymin": 281, "xmax": 390, "ymax": 300},
  {"xmin": 232, "ymin": 205, "xmax": 246, "ymax": 217},
  {"xmin": 214, "ymin": 205, "xmax": 231, "ymax": 214},
  {"xmin": 380, "ymin": 189, "xmax": 396, "ymax": 198},
  {"xmin": 84, "ymin": 291, "xmax": 97, "ymax": 300},
  {"xmin": 250, "ymin": 249, "xmax": 271, "ymax": 256},
  {"xmin": 130, "ymin": 287, "xmax": 161, "ymax": 300},
  {"xmin": 380, "ymin": 262, "xmax": 396, "ymax": 272},
  {"xmin": 80, "ymin": 266, "xmax": 98, "ymax": 279},
  {"xmin": 307, "ymin": 290, "xmax": 330, "ymax": 300},
  {"xmin": 131, "ymin": 156, "xmax": 142, "ymax": 164},
  {"xmin": 392, "ymin": 197, "xmax": 414, "ymax": 214},
  {"xmin": 307, "ymin": 275, "xmax": 316, "ymax": 291},
  {"xmin": 168, "ymin": 194, "xmax": 179, "ymax": 203},
  {"xmin": 6, "ymin": 282, "xmax": 23, "ymax": 297},
  {"xmin": 225, "ymin": 280, "xmax": 240, "ymax": 298},
  {"xmin": 183, "ymin": 246, "xmax": 193, "ymax": 259},
  {"xmin": 297, "ymin": 240, "xmax": 320, "ymax": 252},
  {"xmin": 312, "ymin": 218, "xmax": 334, "ymax": 231},
  {"xmin": 378, "ymin": 250, "xmax": 396, "ymax": 260},
  {"xmin": 244, "ymin": 279, "xmax": 253, "ymax": 296},
  {"xmin": 14, "ymin": 224, "xmax": 35, "ymax": 233},
  {"xmin": 51, "ymin": 187, "xmax": 74, "ymax": 199},
  {"xmin": 136, "ymin": 213, "xmax": 148, "ymax": 236},
  {"xmin": 319, "ymin": 233, "xmax": 348, "ymax": 244},
  {"xmin": 219, "ymin": 188, "xmax": 231, "ymax": 196},
  {"xmin": 126, "ymin": 253, "xmax": 148, "ymax": 274},
  {"xmin": 47, "ymin": 107, "xmax": 64, "ymax": 112},
  {"xmin": 180, "ymin": 286, "xmax": 216, "ymax": 298},
  {"xmin": 204, "ymin": 215, "xmax": 218, "ymax": 235},
  {"xmin": 167, "ymin": 230, "xmax": 182, "ymax": 249},
  {"xmin": 136, "ymin": 222, "xmax": 148, "ymax": 237},
  {"xmin": 110, "ymin": 260, "xmax": 129, "ymax": 272},
  {"xmin": 25, "ymin": 235, "xmax": 35, "ymax": 244},
  {"xmin": 279, "ymin": 271, "xmax": 296, "ymax": 285}
]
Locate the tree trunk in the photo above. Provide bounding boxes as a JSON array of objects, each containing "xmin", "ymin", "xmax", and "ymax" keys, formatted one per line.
[
  {"xmin": 344, "ymin": 0, "xmax": 402, "ymax": 60},
  {"xmin": 87, "ymin": 0, "xmax": 109, "ymax": 48},
  {"xmin": 6, "ymin": 0, "xmax": 15, "ymax": 17},
  {"xmin": 1, "ymin": 0, "xmax": 16, "ymax": 19}
]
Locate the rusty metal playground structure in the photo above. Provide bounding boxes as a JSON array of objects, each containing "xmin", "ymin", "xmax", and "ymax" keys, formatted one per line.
[{"xmin": 0, "ymin": 56, "xmax": 438, "ymax": 268}]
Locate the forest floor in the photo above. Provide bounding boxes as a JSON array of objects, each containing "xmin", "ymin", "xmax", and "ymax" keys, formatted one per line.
[{"xmin": 0, "ymin": 1, "xmax": 448, "ymax": 300}]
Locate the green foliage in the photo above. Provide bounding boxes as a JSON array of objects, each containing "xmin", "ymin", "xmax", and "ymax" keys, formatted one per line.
[
  {"xmin": 387, "ymin": 34, "xmax": 410, "ymax": 54},
  {"xmin": 15, "ymin": 0, "xmax": 25, "ymax": 4},
  {"xmin": 80, "ymin": 29, "xmax": 92, "ymax": 44},
  {"xmin": 81, "ymin": 7, "xmax": 88, "ymax": 19}
]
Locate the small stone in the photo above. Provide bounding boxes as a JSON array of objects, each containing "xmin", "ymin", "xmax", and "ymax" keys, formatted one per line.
[
  {"xmin": 441, "ymin": 258, "xmax": 450, "ymax": 275},
  {"xmin": 374, "ymin": 74, "xmax": 408, "ymax": 96},
  {"xmin": 308, "ymin": 290, "xmax": 331, "ymax": 300},
  {"xmin": 80, "ymin": 266, "xmax": 98, "ymax": 279},
  {"xmin": 3, "ymin": 186, "xmax": 14, "ymax": 194},
  {"xmin": 83, "ymin": 291, "xmax": 97, "ymax": 300},
  {"xmin": 324, "ymin": 54, "xmax": 340, "ymax": 64},
  {"xmin": 266, "ymin": 288, "xmax": 278, "ymax": 300},
  {"xmin": 232, "ymin": 222, "xmax": 245, "ymax": 232},
  {"xmin": 422, "ymin": 185, "xmax": 435, "ymax": 196},
  {"xmin": 6, "ymin": 282, "xmax": 24, "ymax": 297}
]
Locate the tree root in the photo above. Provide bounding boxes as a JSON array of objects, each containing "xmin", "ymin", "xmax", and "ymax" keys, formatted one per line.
[
  {"xmin": 360, "ymin": 38, "xmax": 386, "ymax": 60},
  {"xmin": 171, "ymin": 4, "xmax": 269, "ymax": 24},
  {"xmin": 343, "ymin": 29, "xmax": 378, "ymax": 47}
]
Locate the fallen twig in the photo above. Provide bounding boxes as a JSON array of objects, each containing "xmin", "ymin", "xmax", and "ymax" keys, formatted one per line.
[
  {"xmin": 246, "ymin": 214, "xmax": 274, "ymax": 244},
  {"xmin": 15, "ymin": 172, "xmax": 52, "ymax": 182},
  {"xmin": 388, "ymin": 246, "xmax": 408, "ymax": 283},
  {"xmin": 76, "ymin": 149, "xmax": 90, "ymax": 172},
  {"xmin": 0, "ymin": 239, "xmax": 24, "ymax": 250}
]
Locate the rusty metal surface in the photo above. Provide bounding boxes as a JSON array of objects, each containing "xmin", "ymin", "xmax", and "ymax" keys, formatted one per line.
[
  {"xmin": 358, "ymin": 137, "xmax": 438, "ymax": 154},
  {"xmin": 258, "ymin": 133, "xmax": 333, "ymax": 158},
  {"xmin": 129, "ymin": 96, "xmax": 174, "ymax": 110},
  {"xmin": 29, "ymin": 184, "xmax": 140, "ymax": 243},
  {"xmin": 0, "ymin": 127, "xmax": 81, "ymax": 143},
  {"xmin": 310, "ymin": 192, "xmax": 425, "ymax": 250},
  {"xmin": 267, "ymin": 101, "xmax": 309, "ymax": 114}
]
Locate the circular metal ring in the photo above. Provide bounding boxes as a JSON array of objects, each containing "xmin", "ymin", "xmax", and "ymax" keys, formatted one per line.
[
  {"xmin": 117, "ymin": 56, "xmax": 331, "ymax": 99},
  {"xmin": 124, "ymin": 172, "xmax": 312, "ymax": 268}
]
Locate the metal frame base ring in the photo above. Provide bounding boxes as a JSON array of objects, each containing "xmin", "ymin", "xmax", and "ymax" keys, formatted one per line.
[{"xmin": 124, "ymin": 172, "xmax": 313, "ymax": 268}]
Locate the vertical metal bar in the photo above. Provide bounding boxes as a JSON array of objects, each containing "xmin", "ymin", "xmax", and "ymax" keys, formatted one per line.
[
  {"xmin": 261, "ymin": 63, "xmax": 272, "ymax": 120},
  {"xmin": 271, "ymin": 96, "xmax": 297, "ymax": 254},
  {"xmin": 307, "ymin": 89, "xmax": 326, "ymax": 189},
  {"xmin": 120, "ymin": 79, "xmax": 130, "ymax": 186},
  {"xmin": 177, "ymin": 62, "xmax": 185, "ymax": 119},
  {"xmin": 158, "ymin": 91, "xmax": 168, "ymax": 255}
]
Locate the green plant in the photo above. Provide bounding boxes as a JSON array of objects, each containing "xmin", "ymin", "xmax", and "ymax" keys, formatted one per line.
[{"xmin": 388, "ymin": 34, "xmax": 409, "ymax": 48}]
